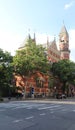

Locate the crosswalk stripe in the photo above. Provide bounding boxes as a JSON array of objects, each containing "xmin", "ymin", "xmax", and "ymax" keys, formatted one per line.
[
  {"xmin": 38, "ymin": 105, "xmax": 62, "ymax": 110},
  {"xmin": 11, "ymin": 103, "xmax": 46, "ymax": 110},
  {"xmin": 72, "ymin": 110, "xmax": 75, "ymax": 112},
  {"xmin": 13, "ymin": 119, "xmax": 23, "ymax": 123},
  {"xmin": 1, "ymin": 102, "xmax": 75, "ymax": 114},
  {"xmin": 40, "ymin": 113, "xmax": 46, "ymax": 116},
  {"xmin": 25, "ymin": 116, "xmax": 34, "ymax": 120},
  {"xmin": 49, "ymin": 106, "xmax": 65, "ymax": 111}
]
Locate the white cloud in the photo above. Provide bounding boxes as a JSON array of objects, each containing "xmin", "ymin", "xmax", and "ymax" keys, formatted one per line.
[{"xmin": 64, "ymin": 1, "xmax": 74, "ymax": 10}]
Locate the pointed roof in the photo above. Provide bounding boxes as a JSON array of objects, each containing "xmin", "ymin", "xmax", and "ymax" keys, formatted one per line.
[
  {"xmin": 49, "ymin": 38, "xmax": 58, "ymax": 50},
  {"xmin": 19, "ymin": 34, "xmax": 31, "ymax": 49},
  {"xmin": 59, "ymin": 25, "xmax": 69, "ymax": 38}
]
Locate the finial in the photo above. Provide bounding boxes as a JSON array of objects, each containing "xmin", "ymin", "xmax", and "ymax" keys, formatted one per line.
[
  {"xmin": 34, "ymin": 32, "xmax": 36, "ymax": 43},
  {"xmin": 54, "ymin": 35, "xmax": 56, "ymax": 42},
  {"xmin": 47, "ymin": 36, "xmax": 49, "ymax": 44},
  {"xmin": 34, "ymin": 33, "xmax": 35, "ymax": 40},
  {"xmin": 28, "ymin": 28, "xmax": 31, "ymax": 39}
]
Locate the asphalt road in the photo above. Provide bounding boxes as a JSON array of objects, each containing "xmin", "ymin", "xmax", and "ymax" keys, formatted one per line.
[{"xmin": 0, "ymin": 100, "xmax": 75, "ymax": 130}]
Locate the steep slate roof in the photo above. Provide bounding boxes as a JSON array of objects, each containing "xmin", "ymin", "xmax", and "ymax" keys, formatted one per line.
[{"xmin": 59, "ymin": 25, "xmax": 69, "ymax": 37}]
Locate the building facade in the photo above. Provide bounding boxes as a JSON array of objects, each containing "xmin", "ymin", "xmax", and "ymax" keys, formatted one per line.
[
  {"xmin": 47, "ymin": 25, "xmax": 70, "ymax": 62},
  {"xmin": 15, "ymin": 25, "xmax": 70, "ymax": 97},
  {"xmin": 18, "ymin": 25, "xmax": 70, "ymax": 62}
]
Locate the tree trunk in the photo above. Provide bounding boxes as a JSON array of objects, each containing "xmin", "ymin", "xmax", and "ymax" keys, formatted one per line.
[{"xmin": 62, "ymin": 81, "xmax": 66, "ymax": 94}]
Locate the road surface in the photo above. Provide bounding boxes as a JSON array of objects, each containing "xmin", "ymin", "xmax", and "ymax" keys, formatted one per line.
[{"xmin": 0, "ymin": 100, "xmax": 75, "ymax": 130}]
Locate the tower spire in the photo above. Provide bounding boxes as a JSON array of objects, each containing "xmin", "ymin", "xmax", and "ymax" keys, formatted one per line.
[{"xmin": 59, "ymin": 25, "xmax": 70, "ymax": 60}]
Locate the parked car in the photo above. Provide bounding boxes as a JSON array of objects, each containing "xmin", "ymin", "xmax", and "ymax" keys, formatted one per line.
[{"xmin": 56, "ymin": 93, "xmax": 66, "ymax": 99}]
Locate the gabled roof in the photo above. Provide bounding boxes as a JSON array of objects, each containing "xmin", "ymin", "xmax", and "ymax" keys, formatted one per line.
[{"xmin": 49, "ymin": 39, "xmax": 58, "ymax": 50}]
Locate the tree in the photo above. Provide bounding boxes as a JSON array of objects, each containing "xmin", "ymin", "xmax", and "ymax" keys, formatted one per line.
[
  {"xmin": 51, "ymin": 60, "xmax": 75, "ymax": 93},
  {"xmin": 0, "ymin": 49, "xmax": 13, "ymax": 97},
  {"xmin": 13, "ymin": 39, "xmax": 50, "ymax": 76}
]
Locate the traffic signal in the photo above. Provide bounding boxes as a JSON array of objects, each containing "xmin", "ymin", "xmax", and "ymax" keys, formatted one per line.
[{"xmin": 31, "ymin": 87, "xmax": 34, "ymax": 94}]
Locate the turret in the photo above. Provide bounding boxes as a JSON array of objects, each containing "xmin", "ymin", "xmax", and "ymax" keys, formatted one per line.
[{"xmin": 59, "ymin": 25, "xmax": 70, "ymax": 60}]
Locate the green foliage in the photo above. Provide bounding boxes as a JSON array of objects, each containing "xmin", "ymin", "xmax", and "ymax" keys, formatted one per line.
[
  {"xmin": 0, "ymin": 49, "xmax": 13, "ymax": 97},
  {"xmin": 48, "ymin": 77, "xmax": 54, "ymax": 89},
  {"xmin": 51, "ymin": 59, "xmax": 75, "ymax": 92},
  {"xmin": 13, "ymin": 39, "xmax": 50, "ymax": 76}
]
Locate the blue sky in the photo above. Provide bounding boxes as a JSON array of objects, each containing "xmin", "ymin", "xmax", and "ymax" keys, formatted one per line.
[{"xmin": 0, "ymin": 0, "xmax": 75, "ymax": 61}]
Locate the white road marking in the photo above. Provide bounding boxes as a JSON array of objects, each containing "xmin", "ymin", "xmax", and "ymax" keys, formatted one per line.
[
  {"xmin": 38, "ymin": 105, "xmax": 61, "ymax": 110},
  {"xmin": 25, "ymin": 116, "xmax": 34, "ymax": 120},
  {"xmin": 40, "ymin": 113, "xmax": 46, "ymax": 116},
  {"xmin": 73, "ymin": 110, "xmax": 75, "ymax": 112},
  {"xmin": 61, "ymin": 109, "xmax": 68, "ymax": 111},
  {"xmin": 12, "ymin": 104, "xmax": 31, "ymax": 110},
  {"xmin": 49, "ymin": 106, "xmax": 65, "ymax": 111},
  {"xmin": 13, "ymin": 119, "xmax": 23, "ymax": 123},
  {"xmin": 12, "ymin": 103, "xmax": 46, "ymax": 110}
]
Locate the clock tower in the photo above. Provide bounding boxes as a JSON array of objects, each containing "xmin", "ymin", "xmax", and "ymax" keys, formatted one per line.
[{"xmin": 59, "ymin": 25, "xmax": 70, "ymax": 60}]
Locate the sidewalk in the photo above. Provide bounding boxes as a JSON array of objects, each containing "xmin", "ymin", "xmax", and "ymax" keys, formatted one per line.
[{"xmin": 2, "ymin": 96, "xmax": 75, "ymax": 104}]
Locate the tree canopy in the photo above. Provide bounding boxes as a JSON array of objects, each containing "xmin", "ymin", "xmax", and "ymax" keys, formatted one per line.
[
  {"xmin": 13, "ymin": 39, "xmax": 50, "ymax": 76},
  {"xmin": 0, "ymin": 49, "xmax": 13, "ymax": 96},
  {"xmin": 51, "ymin": 59, "xmax": 75, "ymax": 92}
]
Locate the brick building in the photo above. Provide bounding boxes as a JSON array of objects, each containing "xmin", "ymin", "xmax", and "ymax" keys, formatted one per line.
[{"xmin": 15, "ymin": 25, "xmax": 70, "ymax": 97}]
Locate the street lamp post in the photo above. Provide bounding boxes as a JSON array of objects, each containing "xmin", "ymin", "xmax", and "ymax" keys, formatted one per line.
[
  {"xmin": 8, "ymin": 84, "xmax": 13, "ymax": 100},
  {"xmin": 23, "ymin": 81, "xmax": 27, "ymax": 99}
]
